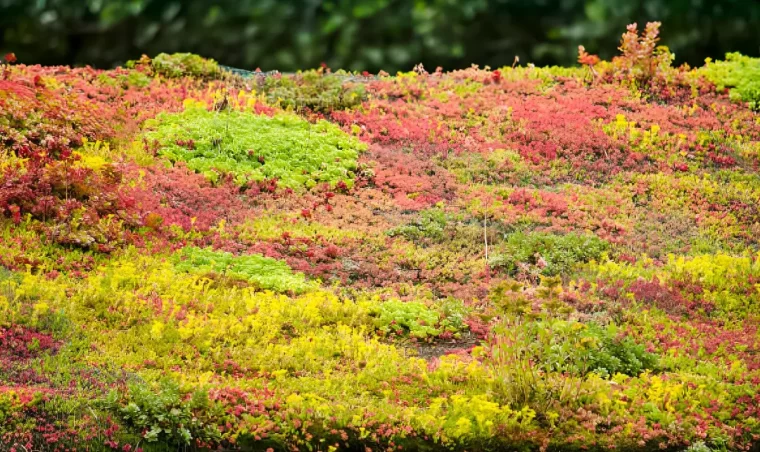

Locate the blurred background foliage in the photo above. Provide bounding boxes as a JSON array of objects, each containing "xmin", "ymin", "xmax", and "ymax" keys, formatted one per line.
[{"xmin": 1, "ymin": 0, "xmax": 759, "ymax": 72}]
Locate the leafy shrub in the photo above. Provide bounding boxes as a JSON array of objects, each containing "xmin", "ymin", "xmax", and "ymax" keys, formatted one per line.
[
  {"xmin": 490, "ymin": 318, "xmax": 658, "ymax": 379},
  {"xmin": 685, "ymin": 442, "xmax": 715, "ymax": 452},
  {"xmin": 701, "ymin": 52, "xmax": 760, "ymax": 110},
  {"xmin": 374, "ymin": 300, "xmax": 439, "ymax": 339},
  {"xmin": 581, "ymin": 323, "xmax": 658, "ymax": 377},
  {"xmin": 105, "ymin": 380, "xmax": 222, "ymax": 446},
  {"xmin": 173, "ymin": 246, "xmax": 313, "ymax": 293},
  {"xmin": 372, "ymin": 298, "xmax": 469, "ymax": 340},
  {"xmin": 438, "ymin": 297, "xmax": 470, "ymax": 336},
  {"xmin": 256, "ymin": 69, "xmax": 366, "ymax": 112},
  {"xmin": 487, "ymin": 318, "xmax": 582, "ymax": 417},
  {"xmin": 128, "ymin": 53, "xmax": 222, "ymax": 79},
  {"xmin": 489, "ymin": 231, "xmax": 608, "ymax": 277},
  {"xmin": 143, "ymin": 106, "xmax": 365, "ymax": 188},
  {"xmin": 612, "ymin": 22, "xmax": 674, "ymax": 85}
]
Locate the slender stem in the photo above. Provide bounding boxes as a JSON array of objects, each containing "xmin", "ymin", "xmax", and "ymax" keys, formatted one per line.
[{"xmin": 483, "ymin": 212, "xmax": 488, "ymax": 263}]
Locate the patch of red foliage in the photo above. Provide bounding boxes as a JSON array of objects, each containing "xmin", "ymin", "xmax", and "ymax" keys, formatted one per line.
[
  {"xmin": 365, "ymin": 145, "xmax": 457, "ymax": 210},
  {"xmin": 0, "ymin": 326, "xmax": 61, "ymax": 386},
  {"xmin": 0, "ymin": 325, "xmax": 60, "ymax": 361},
  {"xmin": 599, "ymin": 276, "xmax": 716, "ymax": 317},
  {"xmin": 119, "ymin": 162, "xmax": 249, "ymax": 233},
  {"xmin": 0, "ymin": 385, "xmax": 103, "ymax": 452},
  {"xmin": 336, "ymin": 65, "xmax": 760, "ymax": 186}
]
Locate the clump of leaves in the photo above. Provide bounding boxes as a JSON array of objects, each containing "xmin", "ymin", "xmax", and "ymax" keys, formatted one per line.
[
  {"xmin": 97, "ymin": 70, "xmax": 152, "ymax": 89},
  {"xmin": 580, "ymin": 323, "xmax": 659, "ymax": 377},
  {"xmin": 372, "ymin": 298, "xmax": 469, "ymax": 341},
  {"xmin": 489, "ymin": 280, "xmax": 532, "ymax": 316},
  {"xmin": 441, "ymin": 149, "xmax": 535, "ymax": 186},
  {"xmin": 490, "ymin": 318, "xmax": 658, "ymax": 379},
  {"xmin": 173, "ymin": 246, "xmax": 314, "ymax": 293},
  {"xmin": 104, "ymin": 379, "xmax": 222, "ymax": 446},
  {"xmin": 438, "ymin": 297, "xmax": 470, "ymax": 335},
  {"xmin": 256, "ymin": 69, "xmax": 366, "ymax": 113},
  {"xmin": 489, "ymin": 231, "xmax": 608, "ymax": 277},
  {"xmin": 701, "ymin": 52, "xmax": 760, "ymax": 110},
  {"xmin": 128, "ymin": 53, "xmax": 221, "ymax": 79},
  {"xmin": 387, "ymin": 206, "xmax": 450, "ymax": 242},
  {"xmin": 143, "ymin": 106, "xmax": 365, "ymax": 188},
  {"xmin": 578, "ymin": 22, "xmax": 675, "ymax": 88},
  {"xmin": 613, "ymin": 22, "xmax": 674, "ymax": 84}
]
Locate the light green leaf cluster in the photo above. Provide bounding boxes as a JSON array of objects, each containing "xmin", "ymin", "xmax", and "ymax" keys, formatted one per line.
[
  {"xmin": 173, "ymin": 246, "xmax": 314, "ymax": 293},
  {"xmin": 701, "ymin": 53, "xmax": 760, "ymax": 110},
  {"xmin": 143, "ymin": 106, "xmax": 366, "ymax": 188}
]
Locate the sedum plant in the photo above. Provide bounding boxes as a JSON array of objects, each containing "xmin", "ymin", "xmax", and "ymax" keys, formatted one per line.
[
  {"xmin": 143, "ymin": 105, "xmax": 366, "ymax": 188},
  {"xmin": 173, "ymin": 246, "xmax": 314, "ymax": 293},
  {"xmin": 371, "ymin": 298, "xmax": 470, "ymax": 341},
  {"xmin": 387, "ymin": 206, "xmax": 450, "ymax": 242},
  {"xmin": 256, "ymin": 69, "xmax": 367, "ymax": 113},
  {"xmin": 701, "ymin": 52, "xmax": 760, "ymax": 110},
  {"xmin": 489, "ymin": 231, "xmax": 608, "ymax": 277},
  {"xmin": 127, "ymin": 52, "xmax": 222, "ymax": 79}
]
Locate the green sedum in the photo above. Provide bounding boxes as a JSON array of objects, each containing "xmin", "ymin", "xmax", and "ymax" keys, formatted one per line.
[
  {"xmin": 701, "ymin": 52, "xmax": 760, "ymax": 111},
  {"xmin": 143, "ymin": 106, "xmax": 366, "ymax": 188},
  {"xmin": 172, "ymin": 246, "xmax": 314, "ymax": 293}
]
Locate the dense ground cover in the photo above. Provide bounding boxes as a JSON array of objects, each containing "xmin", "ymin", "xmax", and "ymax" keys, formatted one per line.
[{"xmin": 1, "ymin": 24, "xmax": 760, "ymax": 451}]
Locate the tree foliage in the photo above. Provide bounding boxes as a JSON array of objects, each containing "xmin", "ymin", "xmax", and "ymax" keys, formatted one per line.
[{"xmin": 1, "ymin": 0, "xmax": 759, "ymax": 72}]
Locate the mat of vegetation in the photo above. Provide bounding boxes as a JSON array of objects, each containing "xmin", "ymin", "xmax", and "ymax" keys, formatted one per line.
[{"xmin": 1, "ymin": 23, "xmax": 760, "ymax": 452}]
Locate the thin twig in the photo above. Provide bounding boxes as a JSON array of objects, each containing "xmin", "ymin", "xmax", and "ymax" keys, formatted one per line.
[{"xmin": 483, "ymin": 212, "xmax": 488, "ymax": 263}]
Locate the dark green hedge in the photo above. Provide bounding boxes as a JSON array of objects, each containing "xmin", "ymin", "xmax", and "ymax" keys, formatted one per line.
[{"xmin": 1, "ymin": 0, "xmax": 759, "ymax": 72}]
